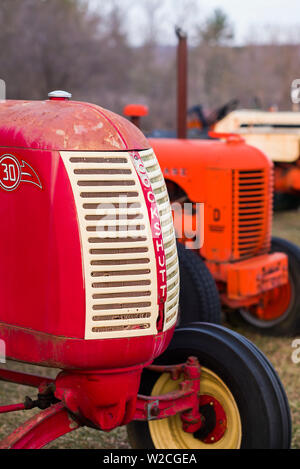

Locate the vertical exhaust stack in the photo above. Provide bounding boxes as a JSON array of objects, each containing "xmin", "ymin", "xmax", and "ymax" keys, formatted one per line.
[{"xmin": 176, "ymin": 27, "xmax": 188, "ymax": 139}]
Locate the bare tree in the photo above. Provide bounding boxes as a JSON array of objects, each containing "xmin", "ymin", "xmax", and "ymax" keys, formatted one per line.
[{"xmin": 0, "ymin": 0, "xmax": 299, "ymax": 132}]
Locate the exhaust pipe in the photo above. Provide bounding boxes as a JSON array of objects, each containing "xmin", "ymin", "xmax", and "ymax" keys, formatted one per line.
[{"xmin": 175, "ymin": 27, "xmax": 188, "ymax": 139}]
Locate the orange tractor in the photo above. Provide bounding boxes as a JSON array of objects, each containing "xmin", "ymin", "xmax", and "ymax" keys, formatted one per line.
[
  {"xmin": 150, "ymin": 135, "xmax": 300, "ymax": 335},
  {"xmin": 124, "ymin": 30, "xmax": 300, "ymax": 336}
]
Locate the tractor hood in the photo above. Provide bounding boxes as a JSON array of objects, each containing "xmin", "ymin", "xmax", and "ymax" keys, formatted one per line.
[
  {"xmin": 0, "ymin": 99, "xmax": 150, "ymax": 152},
  {"xmin": 150, "ymin": 137, "xmax": 272, "ymax": 203}
]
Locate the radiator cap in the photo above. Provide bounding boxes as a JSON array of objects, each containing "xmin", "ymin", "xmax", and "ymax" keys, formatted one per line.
[{"xmin": 48, "ymin": 90, "xmax": 72, "ymax": 100}]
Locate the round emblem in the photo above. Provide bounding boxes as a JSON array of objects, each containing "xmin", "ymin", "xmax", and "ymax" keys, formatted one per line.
[{"xmin": 0, "ymin": 155, "xmax": 21, "ymax": 191}]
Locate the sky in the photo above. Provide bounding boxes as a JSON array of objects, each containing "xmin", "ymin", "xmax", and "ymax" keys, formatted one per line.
[
  {"xmin": 206, "ymin": 0, "xmax": 300, "ymax": 44},
  {"xmin": 90, "ymin": 0, "xmax": 300, "ymax": 45}
]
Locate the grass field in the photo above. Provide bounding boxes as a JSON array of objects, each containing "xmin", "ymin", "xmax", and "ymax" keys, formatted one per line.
[{"xmin": 0, "ymin": 210, "xmax": 299, "ymax": 449}]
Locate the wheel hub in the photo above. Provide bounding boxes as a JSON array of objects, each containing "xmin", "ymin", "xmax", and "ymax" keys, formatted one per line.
[
  {"xmin": 194, "ymin": 395, "xmax": 227, "ymax": 444},
  {"xmin": 149, "ymin": 366, "xmax": 242, "ymax": 449}
]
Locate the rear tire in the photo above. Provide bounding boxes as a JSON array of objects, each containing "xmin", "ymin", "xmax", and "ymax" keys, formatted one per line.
[
  {"xmin": 127, "ymin": 323, "xmax": 291, "ymax": 449},
  {"xmin": 239, "ymin": 237, "xmax": 300, "ymax": 335},
  {"xmin": 177, "ymin": 242, "xmax": 221, "ymax": 326}
]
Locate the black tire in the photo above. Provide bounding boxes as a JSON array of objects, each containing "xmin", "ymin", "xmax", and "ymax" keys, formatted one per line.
[
  {"xmin": 127, "ymin": 323, "xmax": 291, "ymax": 449},
  {"xmin": 219, "ymin": 324, "xmax": 292, "ymax": 447},
  {"xmin": 274, "ymin": 192, "xmax": 299, "ymax": 212},
  {"xmin": 239, "ymin": 236, "xmax": 300, "ymax": 336},
  {"xmin": 177, "ymin": 242, "xmax": 221, "ymax": 326}
]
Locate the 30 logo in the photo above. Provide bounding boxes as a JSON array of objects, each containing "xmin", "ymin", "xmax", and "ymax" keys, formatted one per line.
[{"xmin": 0, "ymin": 154, "xmax": 42, "ymax": 192}]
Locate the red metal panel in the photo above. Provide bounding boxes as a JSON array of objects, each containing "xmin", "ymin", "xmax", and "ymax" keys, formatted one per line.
[
  {"xmin": 0, "ymin": 323, "xmax": 175, "ymax": 370},
  {"xmin": 0, "ymin": 148, "xmax": 85, "ymax": 338}
]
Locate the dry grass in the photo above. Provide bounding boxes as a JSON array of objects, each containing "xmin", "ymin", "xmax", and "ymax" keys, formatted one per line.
[{"xmin": 0, "ymin": 210, "xmax": 299, "ymax": 449}]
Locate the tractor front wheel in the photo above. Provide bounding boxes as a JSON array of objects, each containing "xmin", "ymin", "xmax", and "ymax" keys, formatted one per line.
[{"xmin": 127, "ymin": 323, "xmax": 291, "ymax": 449}]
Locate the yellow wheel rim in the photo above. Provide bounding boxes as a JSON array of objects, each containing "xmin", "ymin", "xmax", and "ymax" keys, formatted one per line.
[{"xmin": 149, "ymin": 367, "xmax": 242, "ymax": 449}]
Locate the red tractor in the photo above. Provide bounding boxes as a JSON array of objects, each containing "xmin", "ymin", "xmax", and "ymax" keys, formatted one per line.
[{"xmin": 0, "ymin": 92, "xmax": 291, "ymax": 449}]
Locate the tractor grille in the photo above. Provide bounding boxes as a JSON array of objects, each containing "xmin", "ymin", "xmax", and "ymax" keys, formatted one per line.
[
  {"xmin": 232, "ymin": 168, "xmax": 272, "ymax": 260},
  {"xmin": 61, "ymin": 150, "xmax": 178, "ymax": 339},
  {"xmin": 140, "ymin": 149, "xmax": 179, "ymax": 330},
  {"xmin": 61, "ymin": 151, "xmax": 161, "ymax": 340}
]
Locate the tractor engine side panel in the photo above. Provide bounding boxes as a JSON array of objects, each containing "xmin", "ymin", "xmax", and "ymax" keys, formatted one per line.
[
  {"xmin": 0, "ymin": 148, "xmax": 85, "ymax": 338},
  {"xmin": 201, "ymin": 168, "xmax": 233, "ymax": 262}
]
